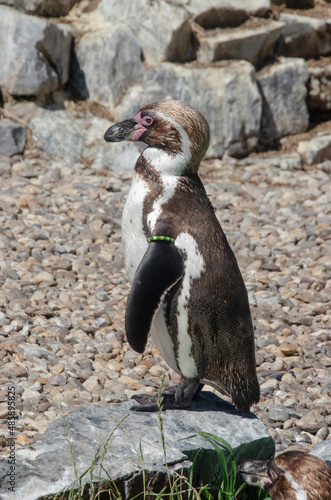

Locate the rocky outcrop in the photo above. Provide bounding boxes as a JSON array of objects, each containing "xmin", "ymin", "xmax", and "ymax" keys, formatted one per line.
[
  {"xmin": 74, "ymin": 25, "xmax": 144, "ymax": 106},
  {"xmin": 0, "ymin": 5, "xmax": 72, "ymax": 97},
  {"xmin": 0, "ymin": 393, "xmax": 275, "ymax": 500},
  {"xmin": 279, "ymin": 13, "xmax": 331, "ymax": 58},
  {"xmin": 1, "ymin": 0, "xmax": 331, "ymax": 160},
  {"xmin": 98, "ymin": 0, "xmax": 196, "ymax": 64},
  {"xmin": 196, "ymin": 19, "xmax": 285, "ymax": 66},
  {"xmin": 257, "ymin": 58, "xmax": 309, "ymax": 144}
]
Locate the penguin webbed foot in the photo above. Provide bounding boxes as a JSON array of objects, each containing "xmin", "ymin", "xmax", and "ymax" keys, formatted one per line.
[{"xmin": 131, "ymin": 381, "xmax": 202, "ymax": 412}]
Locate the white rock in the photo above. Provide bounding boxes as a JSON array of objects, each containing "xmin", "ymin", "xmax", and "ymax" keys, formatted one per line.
[
  {"xmin": 0, "ymin": 5, "xmax": 72, "ymax": 96},
  {"xmin": 279, "ymin": 13, "xmax": 331, "ymax": 58},
  {"xmin": 98, "ymin": 0, "xmax": 195, "ymax": 63},
  {"xmin": 298, "ymin": 135, "xmax": 331, "ymax": 165},
  {"xmin": 30, "ymin": 110, "xmax": 86, "ymax": 163},
  {"xmin": 197, "ymin": 20, "xmax": 285, "ymax": 66},
  {"xmin": 257, "ymin": 57, "xmax": 309, "ymax": 143},
  {"xmin": 116, "ymin": 61, "xmax": 262, "ymax": 158},
  {"xmin": 75, "ymin": 25, "xmax": 144, "ymax": 107}
]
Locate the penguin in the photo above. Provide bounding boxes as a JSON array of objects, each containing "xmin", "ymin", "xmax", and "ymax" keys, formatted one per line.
[
  {"xmin": 104, "ymin": 100, "xmax": 260, "ymax": 412},
  {"xmin": 238, "ymin": 450, "xmax": 331, "ymax": 500}
]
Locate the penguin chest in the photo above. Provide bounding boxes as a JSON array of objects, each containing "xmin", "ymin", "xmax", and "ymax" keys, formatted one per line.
[
  {"xmin": 151, "ymin": 232, "xmax": 206, "ymax": 380},
  {"xmin": 122, "ymin": 173, "xmax": 149, "ymax": 283}
]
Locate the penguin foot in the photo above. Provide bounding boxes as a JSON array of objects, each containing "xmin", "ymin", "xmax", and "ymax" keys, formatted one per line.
[{"xmin": 131, "ymin": 381, "xmax": 202, "ymax": 412}]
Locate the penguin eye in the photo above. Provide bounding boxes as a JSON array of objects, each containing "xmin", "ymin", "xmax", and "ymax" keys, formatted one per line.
[{"xmin": 142, "ymin": 116, "xmax": 153, "ymax": 126}]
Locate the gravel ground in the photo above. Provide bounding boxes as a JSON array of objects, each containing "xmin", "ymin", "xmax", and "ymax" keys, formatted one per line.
[{"xmin": 0, "ymin": 128, "xmax": 330, "ymax": 455}]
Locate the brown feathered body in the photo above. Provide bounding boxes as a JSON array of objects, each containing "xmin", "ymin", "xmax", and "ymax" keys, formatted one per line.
[{"xmin": 239, "ymin": 450, "xmax": 331, "ymax": 500}]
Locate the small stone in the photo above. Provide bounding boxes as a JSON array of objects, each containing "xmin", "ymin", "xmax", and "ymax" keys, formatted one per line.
[
  {"xmin": 268, "ymin": 410, "xmax": 289, "ymax": 423},
  {"xmin": 296, "ymin": 415, "xmax": 320, "ymax": 434},
  {"xmin": 280, "ymin": 343, "xmax": 299, "ymax": 356},
  {"xmin": 16, "ymin": 433, "xmax": 34, "ymax": 446},
  {"xmin": 32, "ymin": 271, "xmax": 56, "ymax": 284},
  {"xmin": 50, "ymin": 364, "xmax": 65, "ymax": 375},
  {"xmin": 48, "ymin": 374, "xmax": 67, "ymax": 386},
  {"xmin": 82, "ymin": 376, "xmax": 101, "ymax": 393},
  {"xmin": 283, "ymin": 419, "xmax": 293, "ymax": 430}
]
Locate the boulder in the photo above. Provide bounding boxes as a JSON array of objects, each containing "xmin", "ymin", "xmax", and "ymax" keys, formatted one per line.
[
  {"xmin": 73, "ymin": 25, "xmax": 144, "ymax": 107},
  {"xmin": 30, "ymin": 110, "xmax": 86, "ymax": 163},
  {"xmin": 196, "ymin": 19, "xmax": 285, "ymax": 66},
  {"xmin": 189, "ymin": 0, "xmax": 271, "ymax": 29},
  {"xmin": 98, "ymin": 0, "xmax": 196, "ymax": 63},
  {"xmin": 0, "ymin": 119, "xmax": 27, "ymax": 156},
  {"xmin": 0, "ymin": 6, "xmax": 72, "ymax": 97},
  {"xmin": 298, "ymin": 135, "xmax": 331, "ymax": 165},
  {"xmin": 257, "ymin": 58, "xmax": 309, "ymax": 144},
  {"xmin": 307, "ymin": 60, "xmax": 331, "ymax": 111},
  {"xmin": 279, "ymin": 13, "xmax": 331, "ymax": 59},
  {"xmin": 0, "ymin": 393, "xmax": 274, "ymax": 500},
  {"xmin": 0, "ymin": 0, "xmax": 78, "ymax": 16},
  {"xmin": 116, "ymin": 61, "xmax": 262, "ymax": 158},
  {"xmin": 30, "ymin": 109, "xmax": 142, "ymax": 169}
]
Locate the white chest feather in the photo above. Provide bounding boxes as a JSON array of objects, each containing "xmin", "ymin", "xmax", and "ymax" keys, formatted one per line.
[
  {"xmin": 284, "ymin": 471, "xmax": 307, "ymax": 500},
  {"xmin": 147, "ymin": 174, "xmax": 178, "ymax": 232},
  {"xmin": 175, "ymin": 233, "xmax": 205, "ymax": 378},
  {"xmin": 122, "ymin": 173, "xmax": 149, "ymax": 283}
]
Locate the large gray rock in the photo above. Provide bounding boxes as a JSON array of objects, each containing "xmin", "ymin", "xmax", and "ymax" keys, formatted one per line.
[
  {"xmin": 0, "ymin": 119, "xmax": 27, "ymax": 156},
  {"xmin": 0, "ymin": 6, "xmax": 72, "ymax": 97},
  {"xmin": 279, "ymin": 13, "xmax": 331, "ymax": 59},
  {"xmin": 30, "ymin": 109, "xmax": 142, "ymax": 169},
  {"xmin": 189, "ymin": 0, "xmax": 271, "ymax": 28},
  {"xmin": 30, "ymin": 110, "xmax": 86, "ymax": 163},
  {"xmin": 0, "ymin": 0, "xmax": 78, "ymax": 16},
  {"xmin": 298, "ymin": 135, "xmax": 331, "ymax": 165},
  {"xmin": 197, "ymin": 19, "xmax": 285, "ymax": 66},
  {"xmin": 257, "ymin": 57, "xmax": 309, "ymax": 144},
  {"xmin": 116, "ymin": 61, "xmax": 262, "ymax": 158},
  {"xmin": 0, "ymin": 393, "xmax": 274, "ymax": 500},
  {"xmin": 74, "ymin": 25, "xmax": 144, "ymax": 107},
  {"xmin": 311, "ymin": 438, "xmax": 331, "ymax": 466},
  {"xmin": 98, "ymin": 0, "xmax": 196, "ymax": 63}
]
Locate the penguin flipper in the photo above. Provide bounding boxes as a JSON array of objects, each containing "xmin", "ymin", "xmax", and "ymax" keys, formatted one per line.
[{"xmin": 125, "ymin": 241, "xmax": 184, "ymax": 353}]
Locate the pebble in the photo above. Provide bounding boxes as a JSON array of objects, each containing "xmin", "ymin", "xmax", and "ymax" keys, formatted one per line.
[{"xmin": 0, "ymin": 126, "xmax": 329, "ymax": 456}]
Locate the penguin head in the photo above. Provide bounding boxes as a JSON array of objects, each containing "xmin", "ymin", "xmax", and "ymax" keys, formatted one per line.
[
  {"xmin": 238, "ymin": 451, "xmax": 331, "ymax": 500},
  {"xmin": 104, "ymin": 100, "xmax": 210, "ymax": 174}
]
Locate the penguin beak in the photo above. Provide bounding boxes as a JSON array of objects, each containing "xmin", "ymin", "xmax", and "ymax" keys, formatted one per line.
[
  {"xmin": 238, "ymin": 460, "xmax": 271, "ymax": 490},
  {"xmin": 104, "ymin": 118, "xmax": 145, "ymax": 142}
]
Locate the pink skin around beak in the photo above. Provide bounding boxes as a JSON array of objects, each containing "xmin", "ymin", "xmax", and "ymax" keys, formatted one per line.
[
  {"xmin": 104, "ymin": 112, "xmax": 150, "ymax": 143},
  {"xmin": 131, "ymin": 112, "xmax": 147, "ymax": 141}
]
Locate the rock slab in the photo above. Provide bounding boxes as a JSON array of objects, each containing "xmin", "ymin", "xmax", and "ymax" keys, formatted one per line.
[
  {"xmin": 0, "ymin": 119, "xmax": 27, "ymax": 156},
  {"xmin": 0, "ymin": 392, "xmax": 274, "ymax": 499},
  {"xmin": 257, "ymin": 57, "xmax": 309, "ymax": 143},
  {"xmin": 0, "ymin": 5, "xmax": 72, "ymax": 97}
]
